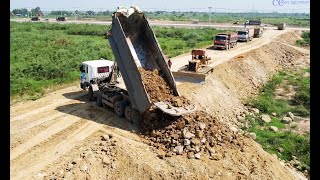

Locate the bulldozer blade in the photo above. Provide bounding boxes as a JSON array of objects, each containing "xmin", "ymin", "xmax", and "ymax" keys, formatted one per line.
[{"xmin": 171, "ymin": 71, "xmax": 206, "ymax": 83}]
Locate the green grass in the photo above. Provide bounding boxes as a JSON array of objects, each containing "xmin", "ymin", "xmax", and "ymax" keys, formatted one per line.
[
  {"xmin": 245, "ymin": 68, "xmax": 310, "ymax": 172},
  {"xmin": 296, "ymin": 31, "xmax": 310, "ymax": 46},
  {"xmin": 249, "ymin": 125, "xmax": 310, "ymax": 171},
  {"xmin": 10, "ymin": 22, "xmax": 225, "ymax": 99}
]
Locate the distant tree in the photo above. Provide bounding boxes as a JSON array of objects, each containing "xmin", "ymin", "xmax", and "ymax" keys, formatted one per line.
[
  {"xmin": 12, "ymin": 8, "xmax": 28, "ymax": 15},
  {"xmin": 31, "ymin": 7, "xmax": 41, "ymax": 15},
  {"xmin": 86, "ymin": 10, "xmax": 95, "ymax": 15}
]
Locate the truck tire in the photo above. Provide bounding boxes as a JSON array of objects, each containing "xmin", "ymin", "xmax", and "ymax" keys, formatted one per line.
[
  {"xmin": 124, "ymin": 106, "xmax": 132, "ymax": 121},
  {"xmin": 88, "ymin": 86, "xmax": 94, "ymax": 101},
  {"xmin": 114, "ymin": 100, "xmax": 125, "ymax": 117},
  {"xmin": 131, "ymin": 109, "xmax": 142, "ymax": 125},
  {"xmin": 96, "ymin": 91, "xmax": 103, "ymax": 107}
]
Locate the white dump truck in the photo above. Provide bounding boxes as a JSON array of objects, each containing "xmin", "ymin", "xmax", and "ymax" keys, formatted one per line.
[
  {"xmin": 80, "ymin": 6, "xmax": 196, "ymax": 123},
  {"xmin": 237, "ymin": 28, "xmax": 254, "ymax": 42}
]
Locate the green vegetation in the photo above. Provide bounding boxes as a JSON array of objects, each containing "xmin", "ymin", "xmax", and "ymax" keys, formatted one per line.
[
  {"xmin": 10, "ymin": 22, "xmax": 224, "ymax": 99},
  {"xmin": 10, "ymin": 22, "xmax": 114, "ymax": 99},
  {"xmin": 244, "ymin": 68, "xmax": 310, "ymax": 172},
  {"xmin": 249, "ymin": 68, "xmax": 310, "ymax": 117},
  {"xmin": 296, "ymin": 31, "xmax": 310, "ymax": 46}
]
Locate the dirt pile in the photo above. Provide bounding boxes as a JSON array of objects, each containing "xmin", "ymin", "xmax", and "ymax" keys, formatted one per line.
[
  {"xmin": 44, "ymin": 133, "xmax": 118, "ymax": 179},
  {"xmin": 139, "ymin": 68, "xmax": 190, "ymax": 107},
  {"xmin": 276, "ymin": 30, "xmax": 303, "ymax": 46},
  {"xmin": 140, "ymin": 110, "xmax": 245, "ymax": 159}
]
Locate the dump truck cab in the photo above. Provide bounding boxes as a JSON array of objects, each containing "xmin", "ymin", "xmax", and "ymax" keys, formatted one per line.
[
  {"xmin": 79, "ymin": 59, "xmax": 115, "ymax": 90},
  {"xmin": 213, "ymin": 34, "xmax": 228, "ymax": 48}
]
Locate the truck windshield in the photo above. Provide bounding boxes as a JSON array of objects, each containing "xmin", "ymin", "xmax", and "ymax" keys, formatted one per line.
[
  {"xmin": 215, "ymin": 36, "xmax": 226, "ymax": 41},
  {"xmin": 238, "ymin": 31, "xmax": 247, "ymax": 35},
  {"xmin": 98, "ymin": 66, "xmax": 109, "ymax": 73}
]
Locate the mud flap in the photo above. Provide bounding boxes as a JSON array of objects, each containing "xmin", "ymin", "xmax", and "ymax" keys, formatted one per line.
[
  {"xmin": 91, "ymin": 84, "xmax": 99, "ymax": 98},
  {"xmin": 154, "ymin": 101, "xmax": 197, "ymax": 116}
]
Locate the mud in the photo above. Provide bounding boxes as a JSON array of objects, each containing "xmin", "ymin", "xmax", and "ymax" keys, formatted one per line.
[{"xmin": 139, "ymin": 68, "xmax": 190, "ymax": 107}]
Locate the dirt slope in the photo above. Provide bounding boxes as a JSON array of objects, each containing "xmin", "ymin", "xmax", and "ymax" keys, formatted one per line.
[{"xmin": 10, "ymin": 30, "xmax": 308, "ymax": 180}]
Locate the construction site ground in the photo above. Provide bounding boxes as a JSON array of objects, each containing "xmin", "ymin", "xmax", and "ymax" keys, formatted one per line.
[{"xmin": 10, "ymin": 29, "xmax": 309, "ymax": 179}]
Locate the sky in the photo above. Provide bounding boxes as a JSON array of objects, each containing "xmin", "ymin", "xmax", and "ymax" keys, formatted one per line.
[{"xmin": 10, "ymin": 0, "xmax": 310, "ymax": 13}]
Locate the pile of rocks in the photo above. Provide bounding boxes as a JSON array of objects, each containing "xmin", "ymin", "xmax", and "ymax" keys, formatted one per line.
[{"xmin": 140, "ymin": 111, "xmax": 245, "ymax": 160}]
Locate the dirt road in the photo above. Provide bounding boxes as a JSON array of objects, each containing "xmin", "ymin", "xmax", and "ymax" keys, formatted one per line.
[
  {"xmin": 10, "ymin": 30, "xmax": 308, "ymax": 179},
  {"xmin": 171, "ymin": 28, "xmax": 289, "ymax": 71}
]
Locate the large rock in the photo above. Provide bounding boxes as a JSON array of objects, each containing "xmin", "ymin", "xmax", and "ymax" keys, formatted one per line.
[
  {"xmin": 102, "ymin": 157, "xmax": 111, "ymax": 165},
  {"xmin": 175, "ymin": 146, "xmax": 184, "ymax": 155},
  {"xmin": 187, "ymin": 152, "xmax": 194, "ymax": 159},
  {"xmin": 211, "ymin": 153, "xmax": 222, "ymax": 160},
  {"xmin": 183, "ymin": 139, "xmax": 191, "ymax": 146},
  {"xmin": 195, "ymin": 130, "xmax": 204, "ymax": 138},
  {"xmin": 158, "ymin": 150, "xmax": 166, "ymax": 159},
  {"xmin": 183, "ymin": 131, "xmax": 195, "ymax": 139},
  {"xmin": 247, "ymin": 132, "xmax": 256, "ymax": 140},
  {"xmin": 199, "ymin": 122, "xmax": 206, "ymax": 130},
  {"xmin": 261, "ymin": 114, "xmax": 272, "ymax": 123},
  {"xmin": 270, "ymin": 126, "xmax": 278, "ymax": 132},
  {"xmin": 194, "ymin": 153, "xmax": 201, "ymax": 159},
  {"xmin": 281, "ymin": 117, "xmax": 292, "ymax": 124},
  {"xmin": 176, "ymin": 121, "xmax": 185, "ymax": 130},
  {"xmin": 287, "ymin": 112, "xmax": 295, "ymax": 120},
  {"xmin": 251, "ymin": 108, "xmax": 260, "ymax": 114},
  {"xmin": 101, "ymin": 134, "xmax": 110, "ymax": 141}
]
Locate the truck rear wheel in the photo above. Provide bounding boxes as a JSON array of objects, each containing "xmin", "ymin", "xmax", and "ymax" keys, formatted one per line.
[
  {"xmin": 114, "ymin": 100, "xmax": 125, "ymax": 117},
  {"xmin": 124, "ymin": 106, "xmax": 132, "ymax": 121},
  {"xmin": 88, "ymin": 86, "xmax": 94, "ymax": 101},
  {"xmin": 131, "ymin": 109, "xmax": 142, "ymax": 125},
  {"xmin": 96, "ymin": 91, "xmax": 103, "ymax": 107}
]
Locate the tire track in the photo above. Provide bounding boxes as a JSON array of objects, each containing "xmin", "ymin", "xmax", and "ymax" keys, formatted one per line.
[
  {"xmin": 10, "ymin": 103, "xmax": 85, "ymax": 135},
  {"xmin": 10, "ymin": 106, "xmax": 92, "ymax": 161},
  {"xmin": 11, "ymin": 114, "xmax": 107, "ymax": 180}
]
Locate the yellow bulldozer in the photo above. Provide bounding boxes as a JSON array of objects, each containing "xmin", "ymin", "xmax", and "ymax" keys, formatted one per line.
[
  {"xmin": 174, "ymin": 49, "xmax": 213, "ymax": 83},
  {"xmin": 188, "ymin": 49, "xmax": 211, "ymax": 72}
]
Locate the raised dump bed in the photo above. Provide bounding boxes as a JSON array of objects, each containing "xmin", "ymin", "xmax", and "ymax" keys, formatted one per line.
[{"xmin": 107, "ymin": 6, "xmax": 196, "ymax": 116}]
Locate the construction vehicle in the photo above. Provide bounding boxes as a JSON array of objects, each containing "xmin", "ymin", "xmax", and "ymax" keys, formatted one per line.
[
  {"xmin": 213, "ymin": 32, "xmax": 238, "ymax": 50},
  {"xmin": 253, "ymin": 27, "xmax": 264, "ymax": 38},
  {"xmin": 31, "ymin": 17, "xmax": 40, "ymax": 21},
  {"xmin": 277, "ymin": 22, "xmax": 286, "ymax": 30},
  {"xmin": 177, "ymin": 49, "xmax": 213, "ymax": 74},
  {"xmin": 79, "ymin": 59, "xmax": 115, "ymax": 91},
  {"xmin": 248, "ymin": 20, "xmax": 261, "ymax": 26},
  {"xmin": 83, "ymin": 6, "xmax": 196, "ymax": 123},
  {"xmin": 233, "ymin": 20, "xmax": 240, "ymax": 25},
  {"xmin": 56, "ymin": 17, "xmax": 66, "ymax": 21},
  {"xmin": 188, "ymin": 49, "xmax": 211, "ymax": 71},
  {"xmin": 237, "ymin": 28, "xmax": 254, "ymax": 42}
]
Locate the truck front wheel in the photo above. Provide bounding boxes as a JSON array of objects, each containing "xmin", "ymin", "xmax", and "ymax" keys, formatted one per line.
[
  {"xmin": 88, "ymin": 86, "xmax": 94, "ymax": 101},
  {"xmin": 96, "ymin": 91, "xmax": 103, "ymax": 107},
  {"xmin": 114, "ymin": 100, "xmax": 125, "ymax": 117}
]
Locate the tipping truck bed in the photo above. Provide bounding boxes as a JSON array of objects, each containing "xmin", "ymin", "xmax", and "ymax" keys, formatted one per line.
[{"xmin": 107, "ymin": 6, "xmax": 196, "ymax": 116}]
